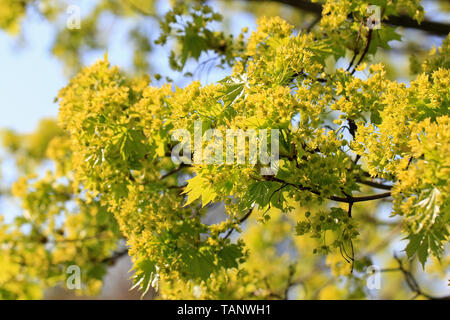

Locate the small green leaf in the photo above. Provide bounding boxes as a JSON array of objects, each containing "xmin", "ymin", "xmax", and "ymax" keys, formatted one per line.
[{"xmin": 130, "ymin": 257, "xmax": 158, "ymax": 298}]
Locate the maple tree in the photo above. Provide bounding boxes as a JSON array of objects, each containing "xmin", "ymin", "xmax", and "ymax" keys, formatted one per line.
[{"xmin": 0, "ymin": 0, "xmax": 449, "ymax": 300}]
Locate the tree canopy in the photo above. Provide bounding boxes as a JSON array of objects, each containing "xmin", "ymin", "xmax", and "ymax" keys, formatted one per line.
[{"xmin": 0, "ymin": 0, "xmax": 449, "ymax": 300}]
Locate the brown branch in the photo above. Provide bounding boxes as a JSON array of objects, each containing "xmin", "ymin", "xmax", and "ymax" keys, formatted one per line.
[
  {"xmin": 159, "ymin": 163, "xmax": 191, "ymax": 180},
  {"xmin": 223, "ymin": 208, "xmax": 254, "ymax": 239},
  {"xmin": 351, "ymin": 28, "xmax": 373, "ymax": 75},
  {"xmin": 346, "ymin": 191, "xmax": 392, "ymax": 203},
  {"xmin": 387, "ymin": 14, "xmax": 450, "ymax": 36},
  {"xmin": 264, "ymin": 176, "xmax": 391, "ymax": 204},
  {"xmin": 394, "ymin": 254, "xmax": 450, "ymax": 300},
  {"xmin": 347, "ymin": 19, "xmax": 364, "ymax": 71},
  {"xmin": 348, "ymin": 118, "xmax": 358, "ymax": 139},
  {"xmin": 241, "ymin": 0, "xmax": 450, "ymax": 35},
  {"xmin": 347, "ymin": 201, "xmax": 353, "ymax": 218}
]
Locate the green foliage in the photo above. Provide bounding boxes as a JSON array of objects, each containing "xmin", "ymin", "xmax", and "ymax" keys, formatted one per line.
[
  {"xmin": 0, "ymin": 0, "xmax": 448, "ymax": 300},
  {"xmin": 156, "ymin": 3, "xmax": 244, "ymax": 71}
]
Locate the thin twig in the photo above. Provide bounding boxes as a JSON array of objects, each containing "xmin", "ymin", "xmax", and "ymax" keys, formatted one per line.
[
  {"xmin": 393, "ymin": 254, "xmax": 450, "ymax": 300},
  {"xmin": 351, "ymin": 28, "xmax": 373, "ymax": 75},
  {"xmin": 263, "ymin": 176, "xmax": 391, "ymax": 204},
  {"xmin": 159, "ymin": 163, "xmax": 190, "ymax": 180},
  {"xmin": 242, "ymin": 0, "xmax": 450, "ymax": 36},
  {"xmin": 223, "ymin": 208, "xmax": 254, "ymax": 239}
]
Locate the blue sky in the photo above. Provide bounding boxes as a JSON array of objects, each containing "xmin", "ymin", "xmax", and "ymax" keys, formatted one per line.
[{"xmin": 0, "ymin": 22, "xmax": 65, "ymax": 133}]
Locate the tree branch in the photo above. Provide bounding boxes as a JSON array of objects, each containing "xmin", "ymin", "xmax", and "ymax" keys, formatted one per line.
[
  {"xmin": 242, "ymin": 0, "xmax": 450, "ymax": 35},
  {"xmin": 223, "ymin": 208, "xmax": 254, "ymax": 239},
  {"xmin": 393, "ymin": 254, "xmax": 450, "ymax": 300},
  {"xmin": 351, "ymin": 28, "xmax": 373, "ymax": 75},
  {"xmin": 159, "ymin": 163, "xmax": 190, "ymax": 180},
  {"xmin": 264, "ymin": 176, "xmax": 391, "ymax": 204}
]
